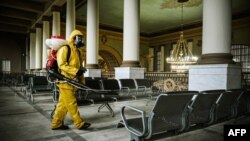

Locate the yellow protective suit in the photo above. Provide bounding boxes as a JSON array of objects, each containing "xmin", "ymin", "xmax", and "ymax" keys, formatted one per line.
[{"xmin": 51, "ymin": 30, "xmax": 86, "ymax": 129}]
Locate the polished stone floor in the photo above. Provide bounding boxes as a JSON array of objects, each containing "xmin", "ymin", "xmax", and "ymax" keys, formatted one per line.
[{"xmin": 0, "ymin": 86, "xmax": 249, "ymax": 141}]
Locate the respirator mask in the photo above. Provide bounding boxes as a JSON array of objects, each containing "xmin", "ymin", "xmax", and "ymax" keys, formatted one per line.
[{"xmin": 74, "ymin": 35, "xmax": 84, "ymax": 48}]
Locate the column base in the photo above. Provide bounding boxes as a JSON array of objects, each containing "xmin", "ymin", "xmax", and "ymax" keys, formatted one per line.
[
  {"xmin": 84, "ymin": 69, "xmax": 101, "ymax": 78},
  {"xmin": 198, "ymin": 53, "xmax": 235, "ymax": 64},
  {"xmin": 115, "ymin": 67, "xmax": 145, "ymax": 79},
  {"xmin": 86, "ymin": 64, "xmax": 99, "ymax": 69},
  {"xmin": 188, "ymin": 64, "xmax": 241, "ymax": 91},
  {"xmin": 120, "ymin": 61, "xmax": 141, "ymax": 67}
]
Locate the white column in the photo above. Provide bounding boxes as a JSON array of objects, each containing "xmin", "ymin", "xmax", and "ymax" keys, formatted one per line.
[
  {"xmin": 115, "ymin": 0, "xmax": 144, "ymax": 79},
  {"xmin": 202, "ymin": 0, "xmax": 231, "ymax": 54},
  {"xmin": 35, "ymin": 24, "xmax": 42, "ymax": 69},
  {"xmin": 52, "ymin": 6, "xmax": 61, "ymax": 36},
  {"xmin": 66, "ymin": 0, "xmax": 75, "ymax": 40},
  {"xmin": 84, "ymin": 0, "xmax": 101, "ymax": 77},
  {"xmin": 86, "ymin": 0, "xmax": 99, "ymax": 69},
  {"xmin": 42, "ymin": 16, "xmax": 50, "ymax": 69},
  {"xmin": 121, "ymin": 0, "xmax": 140, "ymax": 67},
  {"xmin": 189, "ymin": 0, "xmax": 241, "ymax": 91},
  {"xmin": 29, "ymin": 31, "xmax": 36, "ymax": 70}
]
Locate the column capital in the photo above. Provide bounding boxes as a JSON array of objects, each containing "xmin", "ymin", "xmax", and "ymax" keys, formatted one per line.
[
  {"xmin": 51, "ymin": 5, "xmax": 61, "ymax": 12},
  {"xmin": 198, "ymin": 53, "xmax": 235, "ymax": 64},
  {"xmin": 42, "ymin": 16, "xmax": 50, "ymax": 21},
  {"xmin": 120, "ymin": 61, "xmax": 141, "ymax": 67},
  {"xmin": 35, "ymin": 23, "xmax": 42, "ymax": 28}
]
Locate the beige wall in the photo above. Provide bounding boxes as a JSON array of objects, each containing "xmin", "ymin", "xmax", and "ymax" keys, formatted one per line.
[
  {"xmin": 1, "ymin": 17, "xmax": 249, "ymax": 73},
  {"xmin": 232, "ymin": 17, "xmax": 250, "ymax": 45},
  {"xmin": 232, "ymin": 27, "xmax": 250, "ymax": 45}
]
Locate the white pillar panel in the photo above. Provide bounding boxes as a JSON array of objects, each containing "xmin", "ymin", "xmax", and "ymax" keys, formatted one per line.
[
  {"xmin": 25, "ymin": 36, "xmax": 30, "ymax": 71},
  {"xmin": 202, "ymin": 0, "xmax": 231, "ymax": 54},
  {"xmin": 52, "ymin": 11, "xmax": 61, "ymax": 36},
  {"xmin": 2, "ymin": 59, "xmax": 11, "ymax": 72},
  {"xmin": 86, "ymin": 0, "xmax": 99, "ymax": 65},
  {"xmin": 160, "ymin": 46, "xmax": 165, "ymax": 71},
  {"xmin": 123, "ymin": 0, "xmax": 140, "ymax": 61},
  {"xmin": 66, "ymin": 0, "xmax": 75, "ymax": 40},
  {"xmin": 35, "ymin": 26, "xmax": 42, "ymax": 69},
  {"xmin": 29, "ymin": 32, "xmax": 36, "ymax": 70},
  {"xmin": 148, "ymin": 48, "xmax": 154, "ymax": 71},
  {"xmin": 42, "ymin": 20, "xmax": 50, "ymax": 69}
]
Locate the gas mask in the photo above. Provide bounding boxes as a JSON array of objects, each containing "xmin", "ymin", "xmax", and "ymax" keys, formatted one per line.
[{"xmin": 74, "ymin": 35, "xmax": 84, "ymax": 48}]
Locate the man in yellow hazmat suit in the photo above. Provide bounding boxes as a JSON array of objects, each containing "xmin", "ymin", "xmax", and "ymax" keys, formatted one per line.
[{"xmin": 51, "ymin": 30, "xmax": 91, "ymax": 130}]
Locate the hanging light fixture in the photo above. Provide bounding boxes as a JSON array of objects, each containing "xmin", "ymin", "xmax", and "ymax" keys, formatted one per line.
[{"xmin": 166, "ymin": 0, "xmax": 198, "ymax": 72}]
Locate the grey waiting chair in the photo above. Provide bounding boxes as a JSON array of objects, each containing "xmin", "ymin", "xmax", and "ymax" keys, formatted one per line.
[
  {"xmin": 188, "ymin": 90, "xmax": 223, "ymax": 127},
  {"xmin": 214, "ymin": 89, "xmax": 244, "ymax": 123},
  {"xmin": 119, "ymin": 79, "xmax": 144, "ymax": 100},
  {"xmin": 121, "ymin": 93, "xmax": 194, "ymax": 141},
  {"xmin": 134, "ymin": 79, "xmax": 160, "ymax": 99},
  {"xmin": 236, "ymin": 89, "xmax": 250, "ymax": 116},
  {"xmin": 28, "ymin": 76, "xmax": 53, "ymax": 104}
]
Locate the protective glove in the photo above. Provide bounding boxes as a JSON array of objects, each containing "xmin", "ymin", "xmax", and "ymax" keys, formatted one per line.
[{"xmin": 76, "ymin": 67, "xmax": 87, "ymax": 76}]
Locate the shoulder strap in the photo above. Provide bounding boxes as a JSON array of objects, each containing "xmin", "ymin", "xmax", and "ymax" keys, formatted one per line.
[{"xmin": 66, "ymin": 45, "xmax": 71, "ymax": 63}]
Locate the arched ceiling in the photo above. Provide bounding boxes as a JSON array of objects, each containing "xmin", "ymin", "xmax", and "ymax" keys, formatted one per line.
[{"xmin": 0, "ymin": 0, "xmax": 249, "ymax": 35}]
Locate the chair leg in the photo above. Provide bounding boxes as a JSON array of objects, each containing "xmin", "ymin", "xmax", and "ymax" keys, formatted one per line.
[
  {"xmin": 130, "ymin": 133, "xmax": 143, "ymax": 141},
  {"xmin": 98, "ymin": 103, "xmax": 106, "ymax": 112},
  {"xmin": 117, "ymin": 120, "xmax": 125, "ymax": 128},
  {"xmin": 98, "ymin": 101, "xmax": 115, "ymax": 117},
  {"xmin": 105, "ymin": 102, "xmax": 115, "ymax": 117}
]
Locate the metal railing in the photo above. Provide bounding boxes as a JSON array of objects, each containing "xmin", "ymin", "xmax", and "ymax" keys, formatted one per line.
[
  {"xmin": 145, "ymin": 72, "xmax": 188, "ymax": 84},
  {"xmin": 242, "ymin": 72, "xmax": 250, "ymax": 88}
]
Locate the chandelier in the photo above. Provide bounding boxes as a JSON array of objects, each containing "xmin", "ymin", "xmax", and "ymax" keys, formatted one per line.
[{"xmin": 166, "ymin": 0, "xmax": 198, "ymax": 72}]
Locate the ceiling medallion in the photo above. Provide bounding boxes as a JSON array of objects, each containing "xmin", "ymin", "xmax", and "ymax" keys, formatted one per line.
[{"xmin": 161, "ymin": 0, "xmax": 201, "ymax": 9}]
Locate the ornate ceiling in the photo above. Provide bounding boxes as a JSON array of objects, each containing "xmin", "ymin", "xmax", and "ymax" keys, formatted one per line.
[{"xmin": 0, "ymin": 0, "xmax": 249, "ymax": 35}]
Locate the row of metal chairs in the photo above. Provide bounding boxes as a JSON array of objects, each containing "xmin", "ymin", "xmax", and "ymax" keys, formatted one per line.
[
  {"xmin": 27, "ymin": 76, "xmax": 53, "ymax": 104},
  {"xmin": 75, "ymin": 78, "xmax": 160, "ymax": 117},
  {"xmin": 0, "ymin": 73, "xmax": 30, "ymax": 86},
  {"xmin": 13, "ymin": 75, "xmax": 54, "ymax": 104},
  {"xmin": 81, "ymin": 78, "xmax": 160, "ymax": 101},
  {"xmin": 0, "ymin": 73, "xmax": 53, "ymax": 104},
  {"xmin": 12, "ymin": 74, "xmax": 159, "ymax": 106},
  {"xmin": 121, "ymin": 89, "xmax": 250, "ymax": 141}
]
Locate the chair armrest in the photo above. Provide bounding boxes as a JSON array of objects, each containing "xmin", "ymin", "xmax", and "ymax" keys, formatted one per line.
[
  {"xmin": 121, "ymin": 87, "xmax": 130, "ymax": 90},
  {"xmin": 138, "ymin": 86, "xmax": 146, "ymax": 92},
  {"xmin": 121, "ymin": 87, "xmax": 130, "ymax": 94},
  {"xmin": 121, "ymin": 105, "xmax": 147, "ymax": 137}
]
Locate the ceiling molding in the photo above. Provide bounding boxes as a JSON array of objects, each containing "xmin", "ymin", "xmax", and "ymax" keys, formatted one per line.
[
  {"xmin": 0, "ymin": 7, "xmax": 38, "ymax": 21},
  {"xmin": 161, "ymin": 0, "xmax": 202, "ymax": 9},
  {"xmin": 0, "ymin": 16, "xmax": 32, "ymax": 27},
  {"xmin": 0, "ymin": 24, "xmax": 27, "ymax": 34},
  {"xmin": 0, "ymin": 0, "xmax": 44, "ymax": 13}
]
